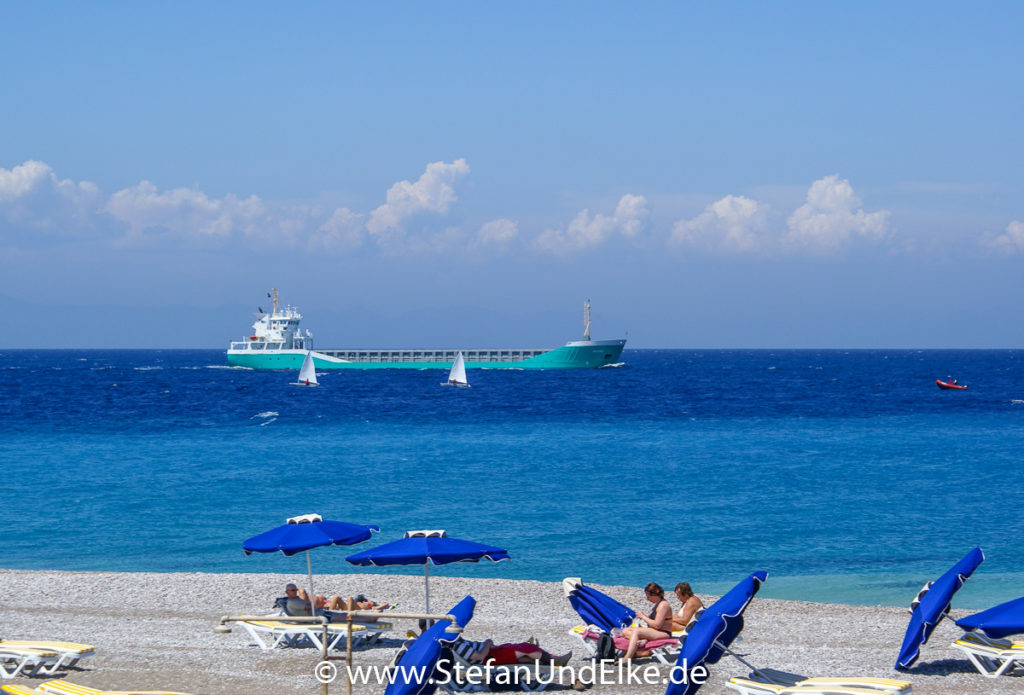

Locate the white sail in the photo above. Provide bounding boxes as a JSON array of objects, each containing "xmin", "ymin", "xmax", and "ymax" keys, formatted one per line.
[
  {"xmin": 445, "ymin": 351, "xmax": 468, "ymax": 387},
  {"xmin": 295, "ymin": 351, "xmax": 318, "ymax": 386}
]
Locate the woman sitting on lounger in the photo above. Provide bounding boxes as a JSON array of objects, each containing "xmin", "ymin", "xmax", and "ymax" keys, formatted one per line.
[
  {"xmin": 621, "ymin": 582, "xmax": 674, "ymax": 661},
  {"xmin": 672, "ymin": 582, "xmax": 704, "ymax": 630}
]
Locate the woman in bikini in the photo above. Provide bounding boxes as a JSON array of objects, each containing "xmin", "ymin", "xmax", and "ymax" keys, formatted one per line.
[
  {"xmin": 672, "ymin": 582, "xmax": 704, "ymax": 631},
  {"xmin": 621, "ymin": 582, "xmax": 674, "ymax": 661}
]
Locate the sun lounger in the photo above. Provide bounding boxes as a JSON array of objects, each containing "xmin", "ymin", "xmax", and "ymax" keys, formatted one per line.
[
  {"xmin": 36, "ymin": 681, "xmax": 193, "ymax": 695},
  {"xmin": 0, "ymin": 642, "xmax": 95, "ymax": 670},
  {"xmin": 0, "ymin": 647, "xmax": 61, "ymax": 679},
  {"xmin": 569, "ymin": 625, "xmax": 682, "ymax": 665},
  {"xmin": 236, "ymin": 619, "xmax": 368, "ymax": 651},
  {"xmin": 726, "ymin": 668, "xmax": 912, "ymax": 694},
  {"xmin": 728, "ymin": 686, "xmax": 909, "ymax": 695},
  {"xmin": 951, "ymin": 632, "xmax": 1024, "ymax": 678},
  {"xmin": 1, "ymin": 685, "xmax": 48, "ymax": 695}
]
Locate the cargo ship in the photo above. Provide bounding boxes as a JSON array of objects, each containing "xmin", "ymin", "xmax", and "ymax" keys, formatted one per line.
[{"xmin": 226, "ymin": 290, "xmax": 626, "ymax": 370}]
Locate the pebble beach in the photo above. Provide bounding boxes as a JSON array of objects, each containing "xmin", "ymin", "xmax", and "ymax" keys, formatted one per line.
[{"xmin": 0, "ymin": 570, "xmax": 1016, "ymax": 695}]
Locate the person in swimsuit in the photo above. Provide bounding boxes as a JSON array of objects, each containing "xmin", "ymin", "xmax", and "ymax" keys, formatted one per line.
[
  {"xmin": 621, "ymin": 582, "xmax": 674, "ymax": 661},
  {"xmin": 672, "ymin": 582, "xmax": 704, "ymax": 631}
]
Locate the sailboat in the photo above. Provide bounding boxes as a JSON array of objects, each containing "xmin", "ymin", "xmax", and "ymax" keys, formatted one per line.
[
  {"xmin": 442, "ymin": 351, "xmax": 470, "ymax": 388},
  {"xmin": 292, "ymin": 351, "xmax": 319, "ymax": 387}
]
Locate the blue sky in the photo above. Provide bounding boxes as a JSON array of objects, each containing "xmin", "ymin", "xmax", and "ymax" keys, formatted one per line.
[{"xmin": 1, "ymin": 2, "xmax": 1022, "ymax": 348}]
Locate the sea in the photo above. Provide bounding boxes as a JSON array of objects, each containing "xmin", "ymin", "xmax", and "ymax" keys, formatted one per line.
[{"xmin": 1, "ymin": 349, "xmax": 1022, "ymax": 609}]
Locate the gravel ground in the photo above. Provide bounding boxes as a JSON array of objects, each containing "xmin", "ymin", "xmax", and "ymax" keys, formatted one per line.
[{"xmin": 0, "ymin": 570, "xmax": 1017, "ymax": 695}]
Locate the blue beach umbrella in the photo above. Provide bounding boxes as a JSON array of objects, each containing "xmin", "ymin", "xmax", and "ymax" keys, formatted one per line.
[
  {"xmin": 243, "ymin": 513, "xmax": 380, "ymax": 610},
  {"xmin": 346, "ymin": 530, "xmax": 509, "ymax": 612},
  {"xmin": 384, "ymin": 595, "xmax": 476, "ymax": 695},
  {"xmin": 895, "ymin": 546, "xmax": 985, "ymax": 670},
  {"xmin": 665, "ymin": 571, "xmax": 768, "ymax": 695},
  {"xmin": 563, "ymin": 578, "xmax": 636, "ymax": 632},
  {"xmin": 956, "ymin": 596, "xmax": 1024, "ymax": 639}
]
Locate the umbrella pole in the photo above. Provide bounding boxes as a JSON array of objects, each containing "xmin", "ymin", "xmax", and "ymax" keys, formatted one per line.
[
  {"xmin": 306, "ymin": 549, "xmax": 316, "ymax": 612},
  {"xmin": 424, "ymin": 563, "xmax": 430, "ymax": 613}
]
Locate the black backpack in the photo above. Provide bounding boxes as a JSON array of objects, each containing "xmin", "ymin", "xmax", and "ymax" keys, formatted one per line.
[{"xmin": 595, "ymin": 632, "xmax": 617, "ymax": 661}]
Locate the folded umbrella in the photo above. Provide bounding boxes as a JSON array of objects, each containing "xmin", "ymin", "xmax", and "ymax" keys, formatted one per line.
[
  {"xmin": 895, "ymin": 546, "xmax": 984, "ymax": 669},
  {"xmin": 665, "ymin": 570, "xmax": 768, "ymax": 695},
  {"xmin": 955, "ymin": 595, "xmax": 1024, "ymax": 639},
  {"xmin": 384, "ymin": 595, "xmax": 476, "ymax": 695}
]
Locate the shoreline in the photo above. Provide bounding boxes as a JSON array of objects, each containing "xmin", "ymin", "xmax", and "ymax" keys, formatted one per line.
[
  {"xmin": 1, "ymin": 569, "xmax": 1015, "ymax": 695},
  {"xmin": 2, "ymin": 565, "xmax": 1016, "ymax": 610}
]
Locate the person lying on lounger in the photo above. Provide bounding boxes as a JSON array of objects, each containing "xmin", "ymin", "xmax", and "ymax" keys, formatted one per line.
[
  {"xmin": 672, "ymin": 582, "xmax": 704, "ymax": 630},
  {"xmin": 281, "ymin": 585, "xmax": 390, "ymax": 615},
  {"xmin": 450, "ymin": 637, "xmax": 572, "ymax": 667},
  {"xmin": 620, "ymin": 582, "xmax": 674, "ymax": 661}
]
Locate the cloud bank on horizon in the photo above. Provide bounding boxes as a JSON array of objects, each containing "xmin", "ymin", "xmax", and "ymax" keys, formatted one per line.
[{"xmin": 1, "ymin": 158, "xmax": 1020, "ymax": 259}]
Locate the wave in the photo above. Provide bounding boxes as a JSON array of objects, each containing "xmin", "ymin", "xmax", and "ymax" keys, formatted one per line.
[
  {"xmin": 1012, "ymin": 400, "xmax": 1024, "ymax": 405},
  {"xmin": 259, "ymin": 417, "xmax": 277, "ymax": 426},
  {"xmin": 206, "ymin": 365, "xmax": 252, "ymax": 370},
  {"xmin": 134, "ymin": 366, "xmax": 163, "ymax": 371},
  {"xmin": 599, "ymin": 362, "xmax": 627, "ymax": 368},
  {"xmin": 251, "ymin": 411, "xmax": 279, "ymax": 419}
]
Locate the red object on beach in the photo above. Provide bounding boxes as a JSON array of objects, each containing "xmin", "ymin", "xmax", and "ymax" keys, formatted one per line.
[{"xmin": 936, "ymin": 379, "xmax": 967, "ymax": 390}]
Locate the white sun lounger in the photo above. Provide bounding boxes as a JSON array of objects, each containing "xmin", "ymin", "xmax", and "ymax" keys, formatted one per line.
[
  {"xmin": 727, "ymin": 669, "xmax": 912, "ymax": 695},
  {"xmin": 0, "ymin": 641, "xmax": 95, "ymax": 671},
  {"xmin": 36, "ymin": 680, "xmax": 193, "ymax": 695},
  {"xmin": 729, "ymin": 687, "xmax": 909, "ymax": 695},
  {"xmin": 0, "ymin": 647, "xmax": 61, "ymax": 679},
  {"xmin": 237, "ymin": 619, "xmax": 368, "ymax": 651},
  {"xmin": 951, "ymin": 632, "xmax": 1024, "ymax": 678}
]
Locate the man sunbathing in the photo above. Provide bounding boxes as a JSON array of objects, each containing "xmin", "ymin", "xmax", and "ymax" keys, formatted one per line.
[
  {"xmin": 450, "ymin": 637, "xmax": 572, "ymax": 667},
  {"xmin": 281, "ymin": 585, "xmax": 390, "ymax": 616}
]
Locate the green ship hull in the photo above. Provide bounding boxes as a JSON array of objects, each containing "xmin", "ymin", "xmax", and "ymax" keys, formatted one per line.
[{"xmin": 227, "ymin": 340, "xmax": 626, "ymax": 370}]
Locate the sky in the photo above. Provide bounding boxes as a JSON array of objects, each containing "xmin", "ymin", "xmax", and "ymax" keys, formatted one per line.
[{"xmin": 1, "ymin": 2, "xmax": 1022, "ymax": 349}]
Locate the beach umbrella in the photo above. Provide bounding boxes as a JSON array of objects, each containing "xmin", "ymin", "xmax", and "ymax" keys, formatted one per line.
[
  {"xmin": 243, "ymin": 513, "xmax": 380, "ymax": 610},
  {"xmin": 895, "ymin": 546, "xmax": 984, "ymax": 670},
  {"xmin": 562, "ymin": 577, "xmax": 636, "ymax": 632},
  {"xmin": 956, "ymin": 596, "xmax": 1024, "ymax": 639},
  {"xmin": 384, "ymin": 595, "xmax": 475, "ymax": 695},
  {"xmin": 346, "ymin": 530, "xmax": 509, "ymax": 612},
  {"xmin": 664, "ymin": 571, "xmax": 768, "ymax": 695}
]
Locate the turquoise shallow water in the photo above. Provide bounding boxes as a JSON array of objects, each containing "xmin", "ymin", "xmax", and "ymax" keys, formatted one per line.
[{"xmin": 1, "ymin": 349, "xmax": 1022, "ymax": 608}]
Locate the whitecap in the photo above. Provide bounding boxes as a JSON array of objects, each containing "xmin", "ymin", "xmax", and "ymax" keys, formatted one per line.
[
  {"xmin": 1011, "ymin": 400, "xmax": 1024, "ymax": 405},
  {"xmin": 251, "ymin": 411, "xmax": 279, "ymax": 419},
  {"xmin": 206, "ymin": 365, "xmax": 252, "ymax": 370},
  {"xmin": 600, "ymin": 362, "xmax": 627, "ymax": 368},
  {"xmin": 259, "ymin": 417, "xmax": 277, "ymax": 426},
  {"xmin": 134, "ymin": 366, "xmax": 163, "ymax": 371}
]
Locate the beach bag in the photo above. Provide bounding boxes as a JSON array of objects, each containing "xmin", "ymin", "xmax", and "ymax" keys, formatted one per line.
[{"xmin": 595, "ymin": 632, "xmax": 617, "ymax": 661}]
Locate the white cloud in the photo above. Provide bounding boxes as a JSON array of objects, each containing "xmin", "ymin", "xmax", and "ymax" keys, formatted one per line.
[
  {"xmin": 366, "ymin": 159, "xmax": 470, "ymax": 237},
  {"xmin": 990, "ymin": 220, "xmax": 1024, "ymax": 253},
  {"xmin": 671, "ymin": 194, "xmax": 767, "ymax": 252},
  {"xmin": 535, "ymin": 194, "xmax": 649, "ymax": 253},
  {"xmin": 0, "ymin": 160, "xmax": 100, "ymax": 231},
  {"xmin": 308, "ymin": 207, "xmax": 365, "ymax": 251},
  {"xmin": 784, "ymin": 174, "xmax": 890, "ymax": 250},
  {"xmin": 476, "ymin": 218, "xmax": 518, "ymax": 247},
  {"xmin": 105, "ymin": 181, "xmax": 267, "ymax": 240}
]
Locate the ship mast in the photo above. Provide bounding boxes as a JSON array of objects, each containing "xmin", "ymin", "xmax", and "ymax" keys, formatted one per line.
[
  {"xmin": 271, "ymin": 288, "xmax": 279, "ymax": 316},
  {"xmin": 583, "ymin": 299, "xmax": 591, "ymax": 341}
]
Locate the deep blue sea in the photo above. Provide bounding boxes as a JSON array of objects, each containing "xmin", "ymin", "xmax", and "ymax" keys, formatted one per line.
[{"xmin": 2, "ymin": 349, "xmax": 1022, "ymax": 609}]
